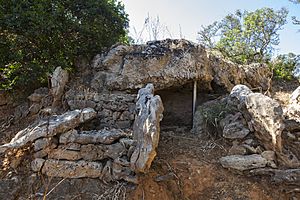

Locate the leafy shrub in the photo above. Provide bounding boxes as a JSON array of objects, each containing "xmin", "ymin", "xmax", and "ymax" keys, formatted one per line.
[
  {"xmin": 272, "ymin": 53, "xmax": 300, "ymax": 80},
  {"xmin": 0, "ymin": 0, "xmax": 129, "ymax": 91},
  {"xmin": 197, "ymin": 100, "xmax": 237, "ymax": 137}
]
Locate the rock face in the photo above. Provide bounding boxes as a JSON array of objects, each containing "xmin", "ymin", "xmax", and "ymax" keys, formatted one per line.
[
  {"xmin": 90, "ymin": 40, "xmax": 271, "ymax": 92},
  {"xmin": 221, "ymin": 112, "xmax": 250, "ymax": 139},
  {"xmin": 51, "ymin": 66, "xmax": 69, "ymax": 107},
  {"xmin": 220, "ymin": 154, "xmax": 268, "ymax": 171},
  {"xmin": 0, "ymin": 108, "xmax": 96, "ymax": 153},
  {"xmin": 130, "ymin": 84, "xmax": 164, "ymax": 173},
  {"xmin": 245, "ymin": 93, "xmax": 284, "ymax": 152},
  {"xmin": 285, "ymin": 86, "xmax": 300, "ymax": 123},
  {"xmin": 227, "ymin": 84, "xmax": 253, "ymax": 108}
]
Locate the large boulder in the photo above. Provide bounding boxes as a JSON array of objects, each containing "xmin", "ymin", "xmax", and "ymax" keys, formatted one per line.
[
  {"xmin": 90, "ymin": 39, "xmax": 271, "ymax": 93},
  {"xmin": 130, "ymin": 84, "xmax": 164, "ymax": 173},
  {"xmin": 245, "ymin": 93, "xmax": 284, "ymax": 152}
]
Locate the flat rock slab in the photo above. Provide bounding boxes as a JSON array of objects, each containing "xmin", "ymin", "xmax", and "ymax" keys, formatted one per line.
[
  {"xmin": 0, "ymin": 108, "xmax": 96, "ymax": 153},
  {"xmin": 59, "ymin": 128, "xmax": 128, "ymax": 145},
  {"xmin": 220, "ymin": 154, "xmax": 268, "ymax": 171},
  {"xmin": 48, "ymin": 143, "xmax": 127, "ymax": 161},
  {"xmin": 41, "ymin": 159, "xmax": 103, "ymax": 178},
  {"xmin": 251, "ymin": 168, "xmax": 300, "ymax": 185}
]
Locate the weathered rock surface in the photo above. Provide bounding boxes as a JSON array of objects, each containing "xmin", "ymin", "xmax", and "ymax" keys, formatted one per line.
[
  {"xmin": 220, "ymin": 154, "xmax": 268, "ymax": 171},
  {"xmin": 222, "ymin": 121, "xmax": 250, "ymax": 139},
  {"xmin": 245, "ymin": 93, "xmax": 284, "ymax": 152},
  {"xmin": 28, "ymin": 87, "xmax": 49, "ymax": 103},
  {"xmin": 251, "ymin": 168, "xmax": 300, "ymax": 185},
  {"xmin": 0, "ymin": 108, "xmax": 96, "ymax": 153},
  {"xmin": 42, "ymin": 159, "xmax": 103, "ymax": 178},
  {"xmin": 59, "ymin": 129, "xmax": 129, "ymax": 145},
  {"xmin": 51, "ymin": 66, "xmax": 69, "ymax": 107},
  {"xmin": 130, "ymin": 84, "xmax": 164, "ymax": 172},
  {"xmin": 285, "ymin": 86, "xmax": 300, "ymax": 123},
  {"xmin": 227, "ymin": 84, "xmax": 253, "ymax": 108},
  {"xmin": 97, "ymin": 40, "xmax": 271, "ymax": 92},
  {"xmin": 65, "ymin": 90, "xmax": 136, "ymax": 129}
]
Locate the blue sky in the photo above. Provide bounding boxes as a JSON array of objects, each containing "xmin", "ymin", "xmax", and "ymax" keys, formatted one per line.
[{"xmin": 121, "ymin": 0, "xmax": 300, "ymax": 55}]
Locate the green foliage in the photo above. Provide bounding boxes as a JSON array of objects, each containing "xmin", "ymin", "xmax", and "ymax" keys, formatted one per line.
[
  {"xmin": 198, "ymin": 101, "xmax": 236, "ymax": 137},
  {"xmin": 198, "ymin": 8, "xmax": 288, "ymax": 64},
  {"xmin": 272, "ymin": 53, "xmax": 300, "ymax": 80},
  {"xmin": 0, "ymin": 0, "xmax": 129, "ymax": 91}
]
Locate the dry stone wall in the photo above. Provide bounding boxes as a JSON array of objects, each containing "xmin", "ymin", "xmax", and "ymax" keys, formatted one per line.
[{"xmin": 0, "ymin": 84, "xmax": 163, "ymax": 184}]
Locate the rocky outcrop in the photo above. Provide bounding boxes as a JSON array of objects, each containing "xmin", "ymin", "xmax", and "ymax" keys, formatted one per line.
[
  {"xmin": 130, "ymin": 84, "xmax": 164, "ymax": 173},
  {"xmin": 0, "ymin": 108, "xmax": 96, "ymax": 153},
  {"xmin": 51, "ymin": 67, "xmax": 69, "ymax": 107},
  {"xmin": 221, "ymin": 112, "xmax": 250, "ymax": 139},
  {"xmin": 285, "ymin": 86, "xmax": 300, "ymax": 122},
  {"xmin": 90, "ymin": 39, "xmax": 271, "ymax": 93},
  {"xmin": 245, "ymin": 93, "xmax": 284, "ymax": 152}
]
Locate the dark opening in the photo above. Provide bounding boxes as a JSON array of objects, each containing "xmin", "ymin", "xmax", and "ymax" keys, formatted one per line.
[{"xmin": 156, "ymin": 81, "xmax": 225, "ymax": 129}]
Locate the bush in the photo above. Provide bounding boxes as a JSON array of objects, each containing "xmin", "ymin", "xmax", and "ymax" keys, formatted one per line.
[
  {"xmin": 0, "ymin": 0, "xmax": 129, "ymax": 91},
  {"xmin": 272, "ymin": 53, "xmax": 300, "ymax": 80}
]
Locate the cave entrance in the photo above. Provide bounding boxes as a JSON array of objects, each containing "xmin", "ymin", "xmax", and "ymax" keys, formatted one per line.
[{"xmin": 156, "ymin": 81, "xmax": 225, "ymax": 130}]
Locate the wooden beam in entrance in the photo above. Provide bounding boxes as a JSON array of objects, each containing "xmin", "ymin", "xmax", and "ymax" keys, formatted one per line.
[{"xmin": 192, "ymin": 80, "xmax": 197, "ymax": 127}]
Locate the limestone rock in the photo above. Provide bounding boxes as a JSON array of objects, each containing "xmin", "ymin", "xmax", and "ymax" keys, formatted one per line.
[
  {"xmin": 48, "ymin": 148, "xmax": 82, "ymax": 161},
  {"xmin": 51, "ymin": 67, "xmax": 69, "ymax": 107},
  {"xmin": 261, "ymin": 151, "xmax": 276, "ymax": 161},
  {"xmin": 102, "ymin": 44, "xmax": 132, "ymax": 73},
  {"xmin": 130, "ymin": 84, "xmax": 164, "ymax": 173},
  {"xmin": 28, "ymin": 87, "xmax": 49, "ymax": 103},
  {"xmin": 99, "ymin": 40, "xmax": 271, "ymax": 92},
  {"xmin": 41, "ymin": 159, "xmax": 103, "ymax": 178},
  {"xmin": 220, "ymin": 154, "xmax": 268, "ymax": 171},
  {"xmin": 31, "ymin": 158, "xmax": 45, "ymax": 172},
  {"xmin": 0, "ymin": 108, "xmax": 96, "ymax": 153},
  {"xmin": 243, "ymin": 63, "xmax": 272, "ymax": 91},
  {"xmin": 223, "ymin": 121, "xmax": 250, "ymax": 139},
  {"xmin": 59, "ymin": 129, "xmax": 128, "ymax": 145},
  {"xmin": 245, "ymin": 93, "xmax": 284, "ymax": 152},
  {"xmin": 28, "ymin": 103, "xmax": 42, "ymax": 115},
  {"xmin": 227, "ymin": 84, "xmax": 253, "ymax": 108},
  {"xmin": 285, "ymin": 86, "xmax": 300, "ymax": 123},
  {"xmin": 33, "ymin": 137, "xmax": 57, "ymax": 152},
  {"xmin": 290, "ymin": 86, "xmax": 300, "ymax": 104},
  {"xmin": 251, "ymin": 168, "xmax": 300, "ymax": 185},
  {"xmin": 228, "ymin": 145, "xmax": 247, "ymax": 155}
]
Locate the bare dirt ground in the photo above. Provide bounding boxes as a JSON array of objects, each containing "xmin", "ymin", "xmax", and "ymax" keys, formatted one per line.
[{"xmin": 0, "ymin": 80, "xmax": 300, "ymax": 200}]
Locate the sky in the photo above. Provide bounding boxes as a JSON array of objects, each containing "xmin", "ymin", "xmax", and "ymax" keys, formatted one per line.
[{"xmin": 121, "ymin": 0, "xmax": 300, "ymax": 55}]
